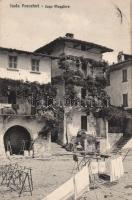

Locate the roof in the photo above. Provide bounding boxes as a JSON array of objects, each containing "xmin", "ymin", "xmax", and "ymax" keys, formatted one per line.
[
  {"xmin": 109, "ymin": 59, "xmax": 132, "ymax": 72},
  {"xmin": 35, "ymin": 36, "xmax": 113, "ymax": 54},
  {"xmin": 123, "ymin": 53, "xmax": 132, "ymax": 60},
  {"xmin": 0, "ymin": 46, "xmax": 58, "ymax": 59}
]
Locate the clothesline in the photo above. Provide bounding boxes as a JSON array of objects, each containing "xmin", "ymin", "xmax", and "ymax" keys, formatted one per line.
[{"xmin": 42, "ymin": 155, "xmax": 124, "ymax": 200}]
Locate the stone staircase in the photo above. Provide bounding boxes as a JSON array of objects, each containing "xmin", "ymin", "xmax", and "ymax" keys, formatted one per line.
[
  {"xmin": 112, "ymin": 134, "xmax": 132, "ymax": 153},
  {"xmin": 50, "ymin": 143, "xmax": 73, "ymax": 160},
  {"xmin": 51, "ymin": 142, "xmax": 70, "ymax": 155}
]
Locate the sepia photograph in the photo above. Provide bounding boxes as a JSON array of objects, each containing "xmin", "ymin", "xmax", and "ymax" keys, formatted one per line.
[{"xmin": 0, "ymin": 0, "xmax": 132, "ymax": 199}]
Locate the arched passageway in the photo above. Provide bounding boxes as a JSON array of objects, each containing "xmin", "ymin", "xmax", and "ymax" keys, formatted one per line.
[{"xmin": 4, "ymin": 125, "xmax": 31, "ymax": 155}]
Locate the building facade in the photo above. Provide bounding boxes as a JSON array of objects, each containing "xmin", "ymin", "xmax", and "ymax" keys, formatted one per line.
[
  {"xmin": 36, "ymin": 33, "xmax": 113, "ymax": 151},
  {"xmin": 0, "ymin": 34, "xmax": 115, "ymax": 156},
  {"xmin": 107, "ymin": 52, "xmax": 132, "ymax": 109},
  {"xmin": 0, "ymin": 47, "xmax": 51, "ymax": 84},
  {"xmin": 0, "ymin": 47, "xmax": 54, "ymax": 157},
  {"xmin": 106, "ymin": 52, "xmax": 132, "ymax": 134}
]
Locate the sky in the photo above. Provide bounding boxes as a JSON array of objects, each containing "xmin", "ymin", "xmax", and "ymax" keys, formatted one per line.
[{"xmin": 0, "ymin": 0, "xmax": 131, "ymax": 63}]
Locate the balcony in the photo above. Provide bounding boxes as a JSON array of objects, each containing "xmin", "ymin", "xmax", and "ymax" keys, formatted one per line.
[{"xmin": 0, "ymin": 103, "xmax": 33, "ymax": 116}]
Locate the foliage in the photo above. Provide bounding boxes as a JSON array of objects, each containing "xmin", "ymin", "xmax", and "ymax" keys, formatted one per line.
[
  {"xmin": 0, "ymin": 78, "xmax": 57, "ymax": 106},
  {"xmin": 53, "ymin": 55, "xmax": 110, "ymax": 118},
  {"xmin": 38, "ymin": 105, "xmax": 64, "ymax": 137},
  {"xmin": 96, "ymin": 105, "xmax": 130, "ymax": 120},
  {"xmin": 58, "ymin": 55, "xmax": 108, "ymax": 70}
]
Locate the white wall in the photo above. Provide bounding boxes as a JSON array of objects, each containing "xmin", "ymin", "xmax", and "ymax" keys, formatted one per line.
[
  {"xmin": 65, "ymin": 110, "xmax": 96, "ymax": 143},
  {"xmin": 0, "ymin": 51, "xmax": 51, "ymax": 84},
  {"xmin": 106, "ymin": 64, "xmax": 132, "ymax": 108}
]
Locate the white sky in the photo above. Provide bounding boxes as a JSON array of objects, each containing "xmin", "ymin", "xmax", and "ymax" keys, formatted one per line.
[{"xmin": 0, "ymin": 0, "xmax": 131, "ymax": 63}]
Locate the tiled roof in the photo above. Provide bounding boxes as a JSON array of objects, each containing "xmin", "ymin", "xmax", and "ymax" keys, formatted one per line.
[
  {"xmin": 0, "ymin": 47, "xmax": 58, "ymax": 59},
  {"xmin": 109, "ymin": 59, "xmax": 132, "ymax": 72},
  {"xmin": 35, "ymin": 36, "xmax": 113, "ymax": 53}
]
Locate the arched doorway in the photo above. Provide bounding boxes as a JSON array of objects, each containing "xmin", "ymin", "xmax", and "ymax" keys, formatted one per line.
[{"xmin": 4, "ymin": 125, "xmax": 31, "ymax": 155}]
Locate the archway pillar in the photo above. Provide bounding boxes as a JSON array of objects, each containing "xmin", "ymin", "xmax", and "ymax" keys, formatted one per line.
[{"xmin": 0, "ymin": 134, "xmax": 6, "ymax": 158}]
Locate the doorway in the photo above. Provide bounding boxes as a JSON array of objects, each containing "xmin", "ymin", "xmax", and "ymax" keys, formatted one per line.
[{"xmin": 4, "ymin": 125, "xmax": 31, "ymax": 155}]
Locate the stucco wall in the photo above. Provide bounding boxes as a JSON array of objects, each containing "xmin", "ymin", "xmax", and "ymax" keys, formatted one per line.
[
  {"xmin": 64, "ymin": 110, "xmax": 96, "ymax": 143},
  {"xmin": 0, "ymin": 116, "xmax": 47, "ymax": 155},
  {"xmin": 51, "ymin": 58, "xmax": 63, "ymax": 78},
  {"xmin": 106, "ymin": 64, "xmax": 132, "ymax": 108},
  {"xmin": 96, "ymin": 118, "xmax": 108, "ymax": 138},
  {"xmin": 0, "ymin": 51, "xmax": 51, "ymax": 84}
]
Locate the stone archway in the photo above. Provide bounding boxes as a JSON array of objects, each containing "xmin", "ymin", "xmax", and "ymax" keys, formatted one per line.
[{"xmin": 4, "ymin": 125, "xmax": 32, "ymax": 155}]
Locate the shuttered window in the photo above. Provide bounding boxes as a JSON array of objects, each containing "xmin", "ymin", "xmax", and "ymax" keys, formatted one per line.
[
  {"xmin": 81, "ymin": 116, "xmax": 87, "ymax": 130},
  {"xmin": 122, "ymin": 69, "xmax": 127, "ymax": 82},
  {"xmin": 31, "ymin": 59, "xmax": 40, "ymax": 72},
  {"xmin": 123, "ymin": 93, "xmax": 128, "ymax": 107},
  {"xmin": 8, "ymin": 56, "xmax": 17, "ymax": 68}
]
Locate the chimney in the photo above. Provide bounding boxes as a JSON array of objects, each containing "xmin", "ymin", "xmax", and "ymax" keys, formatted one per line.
[
  {"xmin": 65, "ymin": 33, "xmax": 74, "ymax": 39},
  {"xmin": 117, "ymin": 51, "xmax": 125, "ymax": 62}
]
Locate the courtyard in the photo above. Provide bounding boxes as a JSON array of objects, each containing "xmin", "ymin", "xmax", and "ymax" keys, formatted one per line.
[{"xmin": 0, "ymin": 143, "xmax": 132, "ymax": 200}]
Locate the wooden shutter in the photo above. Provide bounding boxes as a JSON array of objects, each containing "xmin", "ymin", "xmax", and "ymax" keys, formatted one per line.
[{"xmin": 81, "ymin": 116, "xmax": 87, "ymax": 130}]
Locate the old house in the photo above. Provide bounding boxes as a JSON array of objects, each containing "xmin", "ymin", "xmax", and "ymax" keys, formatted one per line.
[
  {"xmin": 0, "ymin": 47, "xmax": 55, "ymax": 157},
  {"xmin": 106, "ymin": 52, "xmax": 132, "ymax": 136},
  {"xmin": 35, "ymin": 33, "xmax": 113, "ymax": 152}
]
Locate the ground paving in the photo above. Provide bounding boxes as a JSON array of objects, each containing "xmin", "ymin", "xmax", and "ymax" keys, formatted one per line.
[{"xmin": 0, "ymin": 144, "xmax": 132, "ymax": 200}]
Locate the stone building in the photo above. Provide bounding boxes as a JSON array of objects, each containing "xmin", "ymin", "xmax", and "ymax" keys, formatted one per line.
[
  {"xmin": 106, "ymin": 52, "xmax": 132, "ymax": 135},
  {"xmin": 35, "ymin": 33, "xmax": 113, "ymax": 152},
  {"xmin": 0, "ymin": 47, "xmax": 54, "ymax": 157},
  {"xmin": 0, "ymin": 33, "xmax": 115, "ymax": 156}
]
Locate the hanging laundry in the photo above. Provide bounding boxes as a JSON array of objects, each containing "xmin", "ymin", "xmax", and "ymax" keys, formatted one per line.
[
  {"xmin": 74, "ymin": 165, "xmax": 89, "ymax": 199},
  {"xmin": 89, "ymin": 161, "xmax": 98, "ymax": 174},
  {"xmin": 110, "ymin": 156, "xmax": 124, "ymax": 182},
  {"xmin": 98, "ymin": 161, "xmax": 106, "ymax": 174},
  {"xmin": 117, "ymin": 156, "xmax": 124, "ymax": 177},
  {"xmin": 42, "ymin": 177, "xmax": 74, "ymax": 200},
  {"xmin": 110, "ymin": 158, "xmax": 119, "ymax": 182}
]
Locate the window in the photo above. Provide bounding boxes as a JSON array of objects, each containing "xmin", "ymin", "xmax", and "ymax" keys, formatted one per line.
[
  {"xmin": 81, "ymin": 88, "xmax": 86, "ymax": 99},
  {"xmin": 123, "ymin": 93, "xmax": 128, "ymax": 107},
  {"xmin": 8, "ymin": 56, "xmax": 17, "ymax": 68},
  {"xmin": 81, "ymin": 116, "xmax": 87, "ymax": 130},
  {"xmin": 8, "ymin": 90, "xmax": 16, "ymax": 104},
  {"xmin": 81, "ymin": 45, "xmax": 87, "ymax": 51},
  {"xmin": 122, "ymin": 69, "xmax": 127, "ymax": 82},
  {"xmin": 31, "ymin": 59, "xmax": 40, "ymax": 72}
]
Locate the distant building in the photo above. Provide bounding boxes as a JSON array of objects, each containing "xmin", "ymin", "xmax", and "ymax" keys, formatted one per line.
[
  {"xmin": 107, "ymin": 52, "xmax": 132, "ymax": 109},
  {"xmin": 106, "ymin": 52, "xmax": 132, "ymax": 134}
]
